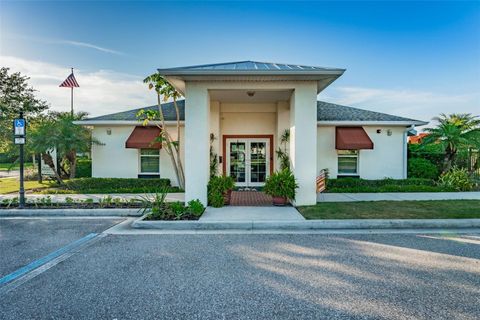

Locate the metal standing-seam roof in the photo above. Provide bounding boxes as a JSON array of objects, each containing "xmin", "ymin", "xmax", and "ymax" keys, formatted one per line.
[
  {"xmin": 157, "ymin": 60, "xmax": 345, "ymax": 72},
  {"xmin": 81, "ymin": 100, "xmax": 426, "ymax": 125}
]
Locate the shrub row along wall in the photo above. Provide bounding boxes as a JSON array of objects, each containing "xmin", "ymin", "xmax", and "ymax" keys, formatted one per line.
[
  {"xmin": 64, "ymin": 178, "xmax": 173, "ymax": 193},
  {"xmin": 326, "ymin": 178, "xmax": 453, "ymax": 193}
]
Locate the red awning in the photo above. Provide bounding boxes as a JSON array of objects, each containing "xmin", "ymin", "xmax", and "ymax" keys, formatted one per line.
[
  {"xmin": 125, "ymin": 126, "xmax": 162, "ymax": 149},
  {"xmin": 335, "ymin": 127, "xmax": 374, "ymax": 150}
]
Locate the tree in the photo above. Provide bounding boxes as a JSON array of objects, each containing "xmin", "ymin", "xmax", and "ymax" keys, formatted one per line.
[
  {"xmin": 29, "ymin": 112, "xmax": 98, "ymax": 183},
  {"xmin": 138, "ymin": 73, "xmax": 185, "ymax": 189},
  {"xmin": 422, "ymin": 113, "xmax": 480, "ymax": 173},
  {"xmin": 0, "ymin": 67, "xmax": 49, "ymax": 153}
]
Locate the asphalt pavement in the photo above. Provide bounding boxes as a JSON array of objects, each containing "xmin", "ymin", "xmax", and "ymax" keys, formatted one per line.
[{"xmin": 0, "ymin": 224, "xmax": 479, "ymax": 320}]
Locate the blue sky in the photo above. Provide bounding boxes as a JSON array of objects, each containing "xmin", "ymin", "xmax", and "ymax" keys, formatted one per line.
[{"xmin": 1, "ymin": 1, "xmax": 479, "ymax": 121}]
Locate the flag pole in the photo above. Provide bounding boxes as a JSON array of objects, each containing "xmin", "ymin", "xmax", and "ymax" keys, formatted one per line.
[{"xmin": 70, "ymin": 67, "xmax": 74, "ymax": 117}]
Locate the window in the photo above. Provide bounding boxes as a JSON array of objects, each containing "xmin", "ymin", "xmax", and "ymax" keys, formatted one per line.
[
  {"xmin": 338, "ymin": 150, "xmax": 358, "ymax": 175},
  {"xmin": 140, "ymin": 149, "xmax": 160, "ymax": 173}
]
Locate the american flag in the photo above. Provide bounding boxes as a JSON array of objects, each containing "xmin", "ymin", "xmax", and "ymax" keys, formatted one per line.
[{"xmin": 59, "ymin": 72, "xmax": 80, "ymax": 88}]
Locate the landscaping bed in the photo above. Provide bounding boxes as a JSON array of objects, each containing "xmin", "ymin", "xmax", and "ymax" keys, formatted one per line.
[
  {"xmin": 298, "ymin": 200, "xmax": 480, "ymax": 219},
  {"xmin": 0, "ymin": 196, "xmax": 143, "ymax": 209},
  {"xmin": 141, "ymin": 197, "xmax": 205, "ymax": 221}
]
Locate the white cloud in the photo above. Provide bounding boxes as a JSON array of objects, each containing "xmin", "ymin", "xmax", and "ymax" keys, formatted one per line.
[
  {"xmin": 58, "ymin": 40, "xmax": 124, "ymax": 55},
  {"xmin": 2, "ymin": 55, "xmax": 155, "ymax": 116},
  {"xmin": 322, "ymin": 86, "xmax": 480, "ymax": 126}
]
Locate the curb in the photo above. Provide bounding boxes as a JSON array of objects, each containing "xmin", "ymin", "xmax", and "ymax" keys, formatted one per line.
[
  {"xmin": 0, "ymin": 209, "xmax": 142, "ymax": 217},
  {"xmin": 131, "ymin": 217, "xmax": 480, "ymax": 230}
]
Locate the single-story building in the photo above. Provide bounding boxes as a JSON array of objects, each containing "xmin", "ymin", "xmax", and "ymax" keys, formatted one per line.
[{"xmin": 77, "ymin": 61, "xmax": 427, "ymax": 206}]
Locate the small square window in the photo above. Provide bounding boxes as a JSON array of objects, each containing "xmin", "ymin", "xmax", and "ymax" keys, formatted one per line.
[
  {"xmin": 338, "ymin": 150, "xmax": 358, "ymax": 175},
  {"xmin": 140, "ymin": 149, "xmax": 160, "ymax": 173}
]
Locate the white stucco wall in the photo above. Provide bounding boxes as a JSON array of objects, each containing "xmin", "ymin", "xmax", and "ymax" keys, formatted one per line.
[
  {"xmin": 218, "ymin": 102, "xmax": 277, "ymax": 171},
  {"xmin": 317, "ymin": 125, "xmax": 407, "ymax": 179},
  {"xmin": 91, "ymin": 125, "xmax": 185, "ymax": 186}
]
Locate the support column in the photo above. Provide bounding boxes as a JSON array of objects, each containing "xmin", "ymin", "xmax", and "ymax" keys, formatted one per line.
[
  {"xmin": 185, "ymin": 83, "xmax": 210, "ymax": 205},
  {"xmin": 290, "ymin": 83, "xmax": 318, "ymax": 206}
]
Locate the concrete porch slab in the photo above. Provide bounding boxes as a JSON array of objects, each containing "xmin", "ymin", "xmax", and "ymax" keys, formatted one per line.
[{"xmin": 199, "ymin": 206, "xmax": 305, "ymax": 222}]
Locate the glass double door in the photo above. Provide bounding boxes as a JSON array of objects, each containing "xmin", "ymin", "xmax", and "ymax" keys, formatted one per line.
[{"xmin": 227, "ymin": 138, "xmax": 270, "ymax": 187}]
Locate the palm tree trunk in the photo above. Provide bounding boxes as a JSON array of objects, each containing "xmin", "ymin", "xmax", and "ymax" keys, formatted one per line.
[
  {"xmin": 41, "ymin": 153, "xmax": 64, "ymax": 185},
  {"xmin": 66, "ymin": 150, "xmax": 77, "ymax": 179}
]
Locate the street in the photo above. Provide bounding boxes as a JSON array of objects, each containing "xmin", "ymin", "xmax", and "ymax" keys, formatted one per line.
[{"xmin": 0, "ymin": 218, "xmax": 479, "ymax": 319}]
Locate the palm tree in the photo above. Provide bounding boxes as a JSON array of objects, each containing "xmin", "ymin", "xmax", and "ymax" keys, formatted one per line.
[
  {"xmin": 422, "ymin": 113, "xmax": 480, "ymax": 173},
  {"xmin": 29, "ymin": 112, "xmax": 98, "ymax": 183}
]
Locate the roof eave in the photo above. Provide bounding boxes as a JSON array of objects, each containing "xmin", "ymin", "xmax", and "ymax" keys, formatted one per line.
[
  {"xmin": 74, "ymin": 120, "xmax": 184, "ymax": 126},
  {"xmin": 157, "ymin": 69, "xmax": 346, "ymax": 76},
  {"xmin": 160, "ymin": 69, "xmax": 346, "ymax": 95},
  {"xmin": 317, "ymin": 120, "xmax": 429, "ymax": 126}
]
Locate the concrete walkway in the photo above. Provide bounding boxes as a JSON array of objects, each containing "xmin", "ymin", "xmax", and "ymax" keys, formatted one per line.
[
  {"xmin": 200, "ymin": 206, "xmax": 305, "ymax": 222},
  {"xmin": 0, "ymin": 193, "xmax": 185, "ymax": 203},
  {"xmin": 317, "ymin": 192, "xmax": 480, "ymax": 202},
  {"xmin": 2, "ymin": 191, "xmax": 479, "ymax": 204}
]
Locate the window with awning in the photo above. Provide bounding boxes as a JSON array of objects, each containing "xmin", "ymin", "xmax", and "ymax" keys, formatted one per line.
[
  {"xmin": 125, "ymin": 126, "xmax": 162, "ymax": 149},
  {"xmin": 335, "ymin": 127, "xmax": 374, "ymax": 150}
]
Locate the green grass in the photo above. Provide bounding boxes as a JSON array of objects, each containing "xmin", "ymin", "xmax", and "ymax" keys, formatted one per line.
[
  {"xmin": 0, "ymin": 163, "xmax": 34, "ymax": 171},
  {"xmin": 297, "ymin": 200, "xmax": 480, "ymax": 219},
  {"xmin": 0, "ymin": 178, "xmax": 55, "ymax": 194}
]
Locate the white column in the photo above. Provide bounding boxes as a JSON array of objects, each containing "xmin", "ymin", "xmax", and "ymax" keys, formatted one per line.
[
  {"xmin": 184, "ymin": 83, "xmax": 210, "ymax": 205},
  {"xmin": 290, "ymin": 83, "xmax": 318, "ymax": 206}
]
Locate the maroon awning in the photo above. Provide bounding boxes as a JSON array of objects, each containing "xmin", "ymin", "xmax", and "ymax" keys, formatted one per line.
[
  {"xmin": 335, "ymin": 127, "xmax": 374, "ymax": 150},
  {"xmin": 125, "ymin": 126, "xmax": 162, "ymax": 149}
]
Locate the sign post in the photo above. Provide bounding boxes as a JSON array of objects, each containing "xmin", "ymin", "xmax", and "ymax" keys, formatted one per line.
[{"xmin": 13, "ymin": 113, "xmax": 26, "ymax": 208}]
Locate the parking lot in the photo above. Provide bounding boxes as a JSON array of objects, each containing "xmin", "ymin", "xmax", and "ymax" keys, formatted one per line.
[{"xmin": 0, "ymin": 217, "xmax": 479, "ymax": 319}]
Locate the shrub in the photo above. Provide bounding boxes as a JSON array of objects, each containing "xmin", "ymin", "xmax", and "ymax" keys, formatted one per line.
[
  {"xmin": 63, "ymin": 178, "xmax": 173, "ymax": 193},
  {"xmin": 187, "ymin": 199, "xmax": 205, "ymax": 217},
  {"xmin": 438, "ymin": 167, "xmax": 473, "ymax": 191},
  {"xmin": 207, "ymin": 176, "xmax": 235, "ymax": 207},
  {"xmin": 76, "ymin": 159, "xmax": 92, "ymax": 178},
  {"xmin": 325, "ymin": 178, "xmax": 451, "ymax": 193},
  {"xmin": 263, "ymin": 169, "xmax": 298, "ymax": 200},
  {"xmin": 408, "ymin": 158, "xmax": 439, "ymax": 180},
  {"xmin": 140, "ymin": 188, "xmax": 204, "ymax": 220}
]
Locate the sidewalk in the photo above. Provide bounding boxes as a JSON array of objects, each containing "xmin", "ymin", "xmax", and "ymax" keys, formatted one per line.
[
  {"xmin": 317, "ymin": 192, "xmax": 480, "ymax": 202},
  {"xmin": 0, "ymin": 193, "xmax": 185, "ymax": 203},
  {"xmin": 2, "ymin": 192, "xmax": 479, "ymax": 203}
]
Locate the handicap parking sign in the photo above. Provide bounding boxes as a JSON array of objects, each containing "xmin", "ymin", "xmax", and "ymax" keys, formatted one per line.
[{"xmin": 14, "ymin": 119, "xmax": 25, "ymax": 136}]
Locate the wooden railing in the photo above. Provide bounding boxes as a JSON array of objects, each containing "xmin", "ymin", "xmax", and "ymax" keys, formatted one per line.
[{"xmin": 316, "ymin": 169, "xmax": 327, "ymax": 193}]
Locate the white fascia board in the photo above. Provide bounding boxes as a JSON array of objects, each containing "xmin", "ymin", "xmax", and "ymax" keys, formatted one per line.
[
  {"xmin": 74, "ymin": 120, "xmax": 184, "ymax": 126},
  {"xmin": 157, "ymin": 69, "xmax": 345, "ymax": 76},
  {"xmin": 317, "ymin": 120, "xmax": 429, "ymax": 126}
]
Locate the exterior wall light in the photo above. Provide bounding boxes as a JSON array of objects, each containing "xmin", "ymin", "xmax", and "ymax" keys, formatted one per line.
[
  {"xmin": 107, "ymin": 128, "xmax": 112, "ymax": 135},
  {"xmin": 387, "ymin": 129, "xmax": 392, "ymax": 136},
  {"xmin": 247, "ymin": 91, "xmax": 255, "ymax": 97}
]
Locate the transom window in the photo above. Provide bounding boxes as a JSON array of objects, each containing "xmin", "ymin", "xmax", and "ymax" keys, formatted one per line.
[
  {"xmin": 337, "ymin": 150, "xmax": 358, "ymax": 175},
  {"xmin": 140, "ymin": 149, "xmax": 160, "ymax": 173}
]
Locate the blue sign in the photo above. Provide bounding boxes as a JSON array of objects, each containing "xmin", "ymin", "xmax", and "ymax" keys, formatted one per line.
[{"xmin": 14, "ymin": 119, "xmax": 26, "ymax": 136}]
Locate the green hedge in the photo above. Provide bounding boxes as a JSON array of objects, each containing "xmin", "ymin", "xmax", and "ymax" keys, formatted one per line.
[
  {"xmin": 76, "ymin": 159, "xmax": 92, "ymax": 178},
  {"xmin": 407, "ymin": 158, "xmax": 439, "ymax": 180},
  {"xmin": 326, "ymin": 178, "xmax": 453, "ymax": 193},
  {"xmin": 63, "ymin": 178, "xmax": 178, "ymax": 193}
]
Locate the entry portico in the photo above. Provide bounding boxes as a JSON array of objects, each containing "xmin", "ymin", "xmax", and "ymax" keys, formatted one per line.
[{"xmin": 157, "ymin": 61, "xmax": 345, "ymax": 206}]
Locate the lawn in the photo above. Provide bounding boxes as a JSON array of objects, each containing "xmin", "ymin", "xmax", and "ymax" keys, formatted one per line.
[
  {"xmin": 0, "ymin": 178, "xmax": 55, "ymax": 194},
  {"xmin": 0, "ymin": 162, "xmax": 34, "ymax": 171},
  {"xmin": 297, "ymin": 200, "xmax": 480, "ymax": 219}
]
